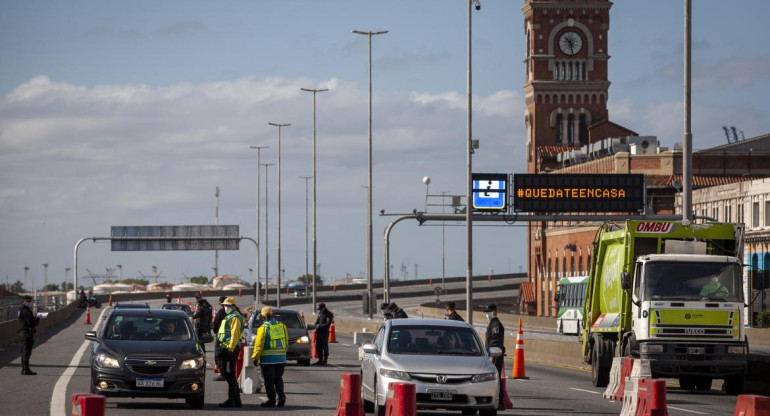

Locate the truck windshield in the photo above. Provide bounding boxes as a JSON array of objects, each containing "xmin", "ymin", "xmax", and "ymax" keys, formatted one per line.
[{"xmin": 644, "ymin": 262, "xmax": 743, "ymax": 302}]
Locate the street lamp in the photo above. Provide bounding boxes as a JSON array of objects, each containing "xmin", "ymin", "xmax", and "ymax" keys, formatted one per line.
[
  {"xmin": 422, "ymin": 176, "xmax": 431, "ymax": 212},
  {"xmin": 116, "ymin": 264, "xmax": 123, "ymax": 281},
  {"xmin": 352, "ymin": 28, "xmax": 388, "ymax": 320},
  {"xmin": 300, "ymin": 86, "xmax": 329, "ymax": 314},
  {"xmin": 300, "ymin": 175, "xmax": 312, "ymax": 292},
  {"xmin": 261, "ymin": 162, "xmax": 275, "ymax": 303},
  {"xmin": 249, "ymin": 145, "xmax": 269, "ymax": 301},
  {"xmin": 466, "ymin": 0, "xmax": 481, "ymax": 325},
  {"xmin": 268, "ymin": 122, "xmax": 290, "ymax": 308}
]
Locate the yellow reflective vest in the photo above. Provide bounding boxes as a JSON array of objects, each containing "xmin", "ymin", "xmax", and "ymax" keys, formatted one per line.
[
  {"xmin": 251, "ymin": 318, "xmax": 288, "ymax": 364},
  {"xmin": 217, "ymin": 311, "xmax": 244, "ymax": 352}
]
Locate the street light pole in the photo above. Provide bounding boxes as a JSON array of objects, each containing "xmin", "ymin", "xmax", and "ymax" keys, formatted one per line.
[
  {"xmin": 268, "ymin": 122, "xmax": 290, "ymax": 308},
  {"xmin": 353, "ymin": 28, "xmax": 388, "ymax": 320},
  {"xmin": 441, "ymin": 191, "xmax": 449, "ymax": 291},
  {"xmin": 300, "ymin": 87, "xmax": 329, "ymax": 314},
  {"xmin": 300, "ymin": 175, "xmax": 312, "ymax": 293},
  {"xmin": 261, "ymin": 163, "xmax": 274, "ymax": 303},
  {"xmin": 249, "ymin": 145, "xmax": 269, "ymax": 301},
  {"xmin": 682, "ymin": 0, "xmax": 693, "ymax": 222},
  {"xmin": 466, "ymin": 0, "xmax": 481, "ymax": 325}
]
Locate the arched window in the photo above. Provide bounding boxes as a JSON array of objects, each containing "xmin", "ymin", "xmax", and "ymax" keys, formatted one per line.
[
  {"xmin": 567, "ymin": 113, "xmax": 575, "ymax": 144},
  {"xmin": 555, "ymin": 258, "xmax": 560, "ymax": 279},
  {"xmin": 562, "ymin": 256, "xmax": 567, "ymax": 278},
  {"xmin": 579, "ymin": 113, "xmax": 588, "ymax": 144},
  {"xmin": 579, "ymin": 255, "xmax": 584, "ymax": 274},
  {"xmin": 570, "ymin": 256, "xmax": 575, "ymax": 277},
  {"xmin": 555, "ymin": 113, "xmax": 563, "ymax": 144}
]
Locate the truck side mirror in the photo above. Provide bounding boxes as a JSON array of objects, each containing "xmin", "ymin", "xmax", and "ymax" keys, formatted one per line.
[
  {"xmin": 553, "ymin": 288, "xmax": 561, "ymax": 303},
  {"xmin": 621, "ymin": 272, "xmax": 632, "ymax": 291}
]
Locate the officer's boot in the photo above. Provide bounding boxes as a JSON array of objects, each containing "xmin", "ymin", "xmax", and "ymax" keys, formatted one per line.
[{"xmin": 22, "ymin": 365, "xmax": 37, "ymax": 375}]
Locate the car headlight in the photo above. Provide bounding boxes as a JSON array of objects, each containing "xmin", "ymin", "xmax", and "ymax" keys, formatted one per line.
[
  {"xmin": 180, "ymin": 356, "xmax": 205, "ymax": 370},
  {"xmin": 95, "ymin": 353, "xmax": 120, "ymax": 369},
  {"xmin": 297, "ymin": 336, "xmax": 309, "ymax": 343},
  {"xmin": 471, "ymin": 372, "xmax": 496, "ymax": 383},
  {"xmin": 379, "ymin": 368, "xmax": 411, "ymax": 381},
  {"xmin": 727, "ymin": 346, "xmax": 746, "ymax": 355},
  {"xmin": 640, "ymin": 344, "xmax": 663, "ymax": 354}
]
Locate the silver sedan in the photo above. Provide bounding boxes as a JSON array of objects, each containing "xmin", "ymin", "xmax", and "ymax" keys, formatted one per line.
[{"xmin": 361, "ymin": 318, "xmax": 501, "ymax": 416}]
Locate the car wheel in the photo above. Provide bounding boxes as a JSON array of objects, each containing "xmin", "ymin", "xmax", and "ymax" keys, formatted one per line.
[
  {"xmin": 679, "ymin": 375, "xmax": 695, "ymax": 391},
  {"xmin": 462, "ymin": 410, "xmax": 477, "ymax": 415},
  {"xmin": 186, "ymin": 392, "xmax": 205, "ymax": 409},
  {"xmin": 298, "ymin": 358, "xmax": 311, "ymax": 366},
  {"xmin": 478, "ymin": 410, "xmax": 497, "ymax": 416},
  {"xmin": 693, "ymin": 376, "xmax": 712, "ymax": 392},
  {"xmin": 361, "ymin": 372, "xmax": 374, "ymax": 412},
  {"xmin": 723, "ymin": 375, "xmax": 744, "ymax": 395},
  {"xmin": 374, "ymin": 378, "xmax": 385, "ymax": 416}
]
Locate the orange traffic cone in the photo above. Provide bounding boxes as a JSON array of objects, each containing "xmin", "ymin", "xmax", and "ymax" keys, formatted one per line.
[
  {"xmin": 512, "ymin": 317, "xmax": 528, "ymax": 379},
  {"xmin": 239, "ymin": 289, "xmax": 242, "ymax": 297},
  {"xmin": 429, "ymin": 279, "xmax": 432, "ymax": 286},
  {"xmin": 286, "ymin": 287, "xmax": 290, "ymax": 294},
  {"xmin": 85, "ymin": 305, "xmax": 91, "ymax": 325},
  {"xmin": 487, "ymin": 274, "xmax": 492, "ymax": 282},
  {"xmin": 108, "ymin": 294, "xmax": 112, "ymax": 306},
  {"xmin": 329, "ymin": 321, "xmax": 337, "ymax": 343}
]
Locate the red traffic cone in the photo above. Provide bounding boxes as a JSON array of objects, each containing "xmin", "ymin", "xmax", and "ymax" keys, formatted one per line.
[
  {"xmin": 311, "ymin": 331, "xmax": 319, "ymax": 359},
  {"xmin": 334, "ymin": 373, "xmax": 365, "ymax": 416},
  {"xmin": 108, "ymin": 294, "xmax": 112, "ymax": 306},
  {"xmin": 329, "ymin": 321, "xmax": 337, "ymax": 343},
  {"xmin": 85, "ymin": 305, "xmax": 91, "ymax": 325},
  {"xmin": 512, "ymin": 317, "xmax": 528, "ymax": 379},
  {"xmin": 488, "ymin": 274, "xmax": 492, "ymax": 282},
  {"xmin": 429, "ymin": 279, "xmax": 432, "ymax": 286},
  {"xmin": 500, "ymin": 360, "xmax": 514, "ymax": 409},
  {"xmin": 239, "ymin": 289, "xmax": 242, "ymax": 297}
]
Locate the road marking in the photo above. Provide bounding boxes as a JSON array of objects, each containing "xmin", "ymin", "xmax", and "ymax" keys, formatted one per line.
[
  {"xmin": 569, "ymin": 387, "xmax": 602, "ymax": 395},
  {"xmin": 339, "ymin": 343, "xmax": 351, "ymax": 347},
  {"xmin": 50, "ymin": 308, "xmax": 109, "ymax": 416},
  {"xmin": 329, "ymin": 363, "xmax": 344, "ymax": 369},
  {"xmin": 668, "ymin": 406, "xmax": 709, "ymax": 415}
]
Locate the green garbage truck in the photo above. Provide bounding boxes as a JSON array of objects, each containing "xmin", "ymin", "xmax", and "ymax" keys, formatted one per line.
[{"xmin": 581, "ymin": 220, "xmax": 748, "ymax": 394}]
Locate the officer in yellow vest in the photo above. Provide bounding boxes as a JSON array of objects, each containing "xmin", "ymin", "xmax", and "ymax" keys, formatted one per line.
[
  {"xmin": 216, "ymin": 297, "xmax": 244, "ymax": 408},
  {"xmin": 251, "ymin": 306, "xmax": 289, "ymax": 408}
]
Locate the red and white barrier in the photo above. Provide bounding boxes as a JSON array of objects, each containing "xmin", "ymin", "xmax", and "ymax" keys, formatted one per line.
[
  {"xmin": 733, "ymin": 394, "xmax": 770, "ymax": 416},
  {"xmin": 603, "ymin": 357, "xmax": 624, "ymax": 400},
  {"xmin": 385, "ymin": 382, "xmax": 416, "ymax": 416},
  {"xmin": 333, "ymin": 373, "xmax": 365, "ymax": 416},
  {"xmin": 634, "ymin": 378, "xmax": 668, "ymax": 416},
  {"xmin": 70, "ymin": 393, "xmax": 106, "ymax": 416},
  {"xmin": 619, "ymin": 376, "xmax": 640, "ymax": 416}
]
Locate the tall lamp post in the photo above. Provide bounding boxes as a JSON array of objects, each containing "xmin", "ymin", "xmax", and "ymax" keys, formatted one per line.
[
  {"xmin": 268, "ymin": 122, "xmax": 290, "ymax": 308},
  {"xmin": 261, "ymin": 162, "xmax": 275, "ymax": 303},
  {"xmin": 300, "ymin": 175, "xmax": 312, "ymax": 293},
  {"xmin": 249, "ymin": 145, "xmax": 269, "ymax": 301},
  {"xmin": 466, "ymin": 0, "xmax": 481, "ymax": 325},
  {"xmin": 352, "ymin": 28, "xmax": 388, "ymax": 320},
  {"xmin": 300, "ymin": 86, "xmax": 329, "ymax": 314}
]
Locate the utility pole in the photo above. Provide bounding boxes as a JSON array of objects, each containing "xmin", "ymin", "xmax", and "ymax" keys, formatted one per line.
[
  {"xmin": 261, "ymin": 162, "xmax": 275, "ymax": 303},
  {"xmin": 249, "ymin": 145, "xmax": 268, "ymax": 301},
  {"xmin": 214, "ymin": 186, "xmax": 220, "ymax": 277}
]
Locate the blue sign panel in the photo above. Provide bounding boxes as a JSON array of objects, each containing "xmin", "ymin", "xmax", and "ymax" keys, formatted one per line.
[{"xmin": 472, "ymin": 173, "xmax": 507, "ymax": 211}]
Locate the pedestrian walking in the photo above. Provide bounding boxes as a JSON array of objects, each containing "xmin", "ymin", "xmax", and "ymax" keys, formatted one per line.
[
  {"xmin": 18, "ymin": 295, "xmax": 39, "ymax": 375},
  {"xmin": 313, "ymin": 303, "xmax": 333, "ymax": 365},
  {"xmin": 484, "ymin": 304, "xmax": 506, "ymax": 411},
  {"xmin": 388, "ymin": 302, "xmax": 408, "ymax": 319},
  {"xmin": 445, "ymin": 301, "xmax": 464, "ymax": 322},
  {"xmin": 192, "ymin": 293, "xmax": 213, "ymax": 353},
  {"xmin": 212, "ymin": 295, "xmax": 228, "ymax": 381},
  {"xmin": 251, "ymin": 306, "xmax": 288, "ymax": 408},
  {"xmin": 216, "ymin": 297, "xmax": 244, "ymax": 408}
]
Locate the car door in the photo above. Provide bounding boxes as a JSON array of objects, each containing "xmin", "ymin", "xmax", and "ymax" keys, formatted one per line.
[{"xmin": 362, "ymin": 326, "xmax": 385, "ymax": 399}]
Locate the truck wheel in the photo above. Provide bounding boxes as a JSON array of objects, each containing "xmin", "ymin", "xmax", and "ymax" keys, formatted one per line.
[
  {"xmin": 694, "ymin": 376, "xmax": 712, "ymax": 392},
  {"xmin": 723, "ymin": 375, "xmax": 744, "ymax": 395},
  {"xmin": 591, "ymin": 342, "xmax": 611, "ymax": 387},
  {"xmin": 678, "ymin": 375, "xmax": 695, "ymax": 390}
]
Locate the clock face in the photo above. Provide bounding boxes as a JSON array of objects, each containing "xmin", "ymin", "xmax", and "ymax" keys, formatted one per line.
[{"xmin": 559, "ymin": 31, "xmax": 583, "ymax": 56}]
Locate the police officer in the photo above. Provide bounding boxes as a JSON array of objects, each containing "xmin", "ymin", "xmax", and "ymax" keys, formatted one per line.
[
  {"xmin": 18, "ymin": 295, "xmax": 39, "ymax": 375},
  {"xmin": 313, "ymin": 303, "xmax": 333, "ymax": 365},
  {"xmin": 484, "ymin": 304, "xmax": 505, "ymax": 411},
  {"xmin": 445, "ymin": 301, "xmax": 464, "ymax": 322},
  {"xmin": 216, "ymin": 297, "xmax": 244, "ymax": 408},
  {"xmin": 251, "ymin": 306, "xmax": 289, "ymax": 407},
  {"xmin": 388, "ymin": 302, "xmax": 408, "ymax": 319},
  {"xmin": 191, "ymin": 293, "xmax": 213, "ymax": 353}
]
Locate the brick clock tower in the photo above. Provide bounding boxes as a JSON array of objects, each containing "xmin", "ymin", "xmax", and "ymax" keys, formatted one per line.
[{"xmin": 522, "ymin": 0, "xmax": 612, "ymax": 174}]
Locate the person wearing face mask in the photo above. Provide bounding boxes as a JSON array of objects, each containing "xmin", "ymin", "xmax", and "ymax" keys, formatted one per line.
[
  {"xmin": 18, "ymin": 295, "xmax": 40, "ymax": 375},
  {"xmin": 484, "ymin": 304, "xmax": 505, "ymax": 411},
  {"xmin": 251, "ymin": 306, "xmax": 289, "ymax": 407},
  {"xmin": 216, "ymin": 297, "xmax": 244, "ymax": 408},
  {"xmin": 313, "ymin": 303, "xmax": 334, "ymax": 365}
]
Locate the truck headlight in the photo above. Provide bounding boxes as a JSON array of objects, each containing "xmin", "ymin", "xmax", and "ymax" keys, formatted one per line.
[
  {"xmin": 727, "ymin": 346, "xmax": 746, "ymax": 355},
  {"xmin": 379, "ymin": 368, "xmax": 411, "ymax": 381},
  {"xmin": 180, "ymin": 356, "xmax": 204, "ymax": 370},
  {"xmin": 471, "ymin": 372, "xmax": 496, "ymax": 383},
  {"xmin": 640, "ymin": 344, "xmax": 663, "ymax": 354},
  {"xmin": 95, "ymin": 353, "xmax": 120, "ymax": 369},
  {"xmin": 297, "ymin": 336, "xmax": 309, "ymax": 343}
]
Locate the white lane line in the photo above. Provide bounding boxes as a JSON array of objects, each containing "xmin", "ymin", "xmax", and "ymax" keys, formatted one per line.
[
  {"xmin": 50, "ymin": 308, "xmax": 109, "ymax": 416},
  {"xmin": 569, "ymin": 387, "xmax": 602, "ymax": 395},
  {"xmin": 668, "ymin": 406, "xmax": 709, "ymax": 415},
  {"xmin": 339, "ymin": 343, "xmax": 351, "ymax": 347}
]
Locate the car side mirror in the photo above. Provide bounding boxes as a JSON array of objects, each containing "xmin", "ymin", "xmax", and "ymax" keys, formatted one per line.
[
  {"xmin": 621, "ymin": 272, "xmax": 632, "ymax": 291},
  {"xmin": 85, "ymin": 331, "xmax": 98, "ymax": 342},
  {"xmin": 199, "ymin": 333, "xmax": 214, "ymax": 344},
  {"xmin": 488, "ymin": 347, "xmax": 503, "ymax": 358},
  {"xmin": 362, "ymin": 343, "xmax": 378, "ymax": 355}
]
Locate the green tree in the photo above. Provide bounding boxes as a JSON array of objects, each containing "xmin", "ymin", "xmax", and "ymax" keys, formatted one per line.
[
  {"xmin": 10, "ymin": 280, "xmax": 24, "ymax": 293},
  {"xmin": 120, "ymin": 278, "xmax": 149, "ymax": 286},
  {"xmin": 297, "ymin": 274, "xmax": 323, "ymax": 286},
  {"xmin": 62, "ymin": 282, "xmax": 74, "ymax": 291},
  {"xmin": 44, "ymin": 283, "xmax": 60, "ymax": 291},
  {"xmin": 190, "ymin": 275, "xmax": 208, "ymax": 284}
]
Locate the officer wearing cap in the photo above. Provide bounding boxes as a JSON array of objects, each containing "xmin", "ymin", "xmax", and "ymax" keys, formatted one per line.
[
  {"xmin": 388, "ymin": 302, "xmax": 408, "ymax": 319},
  {"xmin": 216, "ymin": 297, "xmax": 244, "ymax": 408},
  {"xmin": 445, "ymin": 301, "xmax": 464, "ymax": 322},
  {"xmin": 191, "ymin": 293, "xmax": 212, "ymax": 353},
  {"xmin": 313, "ymin": 303, "xmax": 334, "ymax": 365},
  {"xmin": 251, "ymin": 306, "xmax": 288, "ymax": 407},
  {"xmin": 484, "ymin": 304, "xmax": 505, "ymax": 410},
  {"xmin": 18, "ymin": 295, "xmax": 39, "ymax": 375}
]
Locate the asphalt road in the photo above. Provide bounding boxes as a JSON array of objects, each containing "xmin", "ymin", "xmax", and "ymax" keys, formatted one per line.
[{"xmin": 0, "ymin": 294, "xmax": 744, "ymax": 416}]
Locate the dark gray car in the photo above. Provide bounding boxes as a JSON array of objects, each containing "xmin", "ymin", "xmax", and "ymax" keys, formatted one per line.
[{"xmin": 244, "ymin": 308, "xmax": 312, "ymax": 365}]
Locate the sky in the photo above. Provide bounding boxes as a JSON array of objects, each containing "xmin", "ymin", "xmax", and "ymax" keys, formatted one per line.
[{"xmin": 2, "ymin": 0, "xmax": 769, "ymax": 291}]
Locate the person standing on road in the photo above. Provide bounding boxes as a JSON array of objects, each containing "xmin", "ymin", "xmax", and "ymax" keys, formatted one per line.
[
  {"xmin": 388, "ymin": 302, "xmax": 408, "ymax": 319},
  {"xmin": 192, "ymin": 293, "xmax": 213, "ymax": 353},
  {"xmin": 18, "ymin": 295, "xmax": 39, "ymax": 375},
  {"xmin": 484, "ymin": 304, "xmax": 506, "ymax": 411},
  {"xmin": 313, "ymin": 303, "xmax": 333, "ymax": 365},
  {"xmin": 166, "ymin": 291, "xmax": 172, "ymax": 303},
  {"xmin": 251, "ymin": 306, "xmax": 288, "ymax": 408},
  {"xmin": 216, "ymin": 297, "xmax": 244, "ymax": 408},
  {"xmin": 445, "ymin": 301, "xmax": 464, "ymax": 322},
  {"xmin": 212, "ymin": 295, "xmax": 228, "ymax": 381}
]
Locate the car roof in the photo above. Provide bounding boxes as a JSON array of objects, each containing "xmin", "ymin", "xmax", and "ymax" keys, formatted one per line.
[
  {"xmin": 109, "ymin": 309, "xmax": 189, "ymax": 318},
  {"xmin": 113, "ymin": 302, "xmax": 150, "ymax": 308},
  {"xmin": 162, "ymin": 303, "xmax": 190, "ymax": 307},
  {"xmin": 387, "ymin": 318, "xmax": 472, "ymax": 328}
]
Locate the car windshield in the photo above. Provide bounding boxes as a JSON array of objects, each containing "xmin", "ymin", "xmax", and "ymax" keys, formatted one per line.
[
  {"xmin": 252, "ymin": 312, "xmax": 304, "ymax": 329},
  {"xmin": 644, "ymin": 261, "xmax": 743, "ymax": 302},
  {"xmin": 387, "ymin": 325, "xmax": 483, "ymax": 356},
  {"xmin": 104, "ymin": 315, "xmax": 192, "ymax": 341}
]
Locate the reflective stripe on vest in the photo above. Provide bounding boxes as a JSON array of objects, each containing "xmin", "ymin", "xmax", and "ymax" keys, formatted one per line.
[
  {"xmin": 262, "ymin": 321, "xmax": 287, "ymax": 356},
  {"xmin": 218, "ymin": 311, "xmax": 244, "ymax": 346}
]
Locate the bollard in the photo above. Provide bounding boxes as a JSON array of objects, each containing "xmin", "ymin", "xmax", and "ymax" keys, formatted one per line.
[
  {"xmin": 85, "ymin": 305, "xmax": 91, "ymax": 325},
  {"xmin": 70, "ymin": 393, "xmax": 106, "ymax": 416},
  {"xmin": 329, "ymin": 321, "xmax": 337, "ymax": 343},
  {"xmin": 384, "ymin": 382, "xmax": 416, "ymax": 416},
  {"xmin": 333, "ymin": 373, "xmax": 365, "ymax": 416},
  {"xmin": 733, "ymin": 394, "xmax": 770, "ymax": 416}
]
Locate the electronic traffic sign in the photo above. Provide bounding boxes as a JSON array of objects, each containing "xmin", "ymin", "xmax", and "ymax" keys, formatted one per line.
[{"xmin": 513, "ymin": 174, "xmax": 645, "ymax": 213}]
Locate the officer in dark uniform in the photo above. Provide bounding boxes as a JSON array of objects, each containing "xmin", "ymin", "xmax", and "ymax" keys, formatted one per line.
[
  {"xmin": 484, "ymin": 304, "xmax": 505, "ymax": 410},
  {"xmin": 388, "ymin": 302, "xmax": 408, "ymax": 319},
  {"xmin": 313, "ymin": 303, "xmax": 334, "ymax": 365},
  {"xmin": 18, "ymin": 295, "xmax": 40, "ymax": 375},
  {"xmin": 445, "ymin": 301, "xmax": 464, "ymax": 321}
]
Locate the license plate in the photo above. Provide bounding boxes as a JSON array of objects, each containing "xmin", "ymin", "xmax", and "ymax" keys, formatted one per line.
[
  {"xmin": 688, "ymin": 347, "xmax": 705, "ymax": 355},
  {"xmin": 430, "ymin": 391, "xmax": 454, "ymax": 401},
  {"xmin": 136, "ymin": 378, "xmax": 164, "ymax": 388}
]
